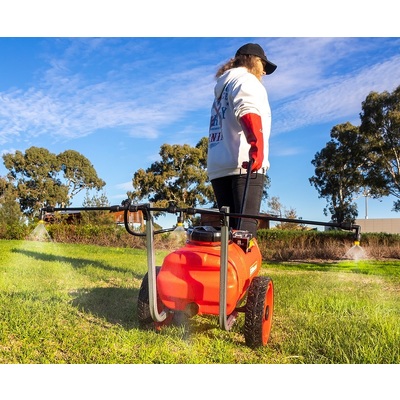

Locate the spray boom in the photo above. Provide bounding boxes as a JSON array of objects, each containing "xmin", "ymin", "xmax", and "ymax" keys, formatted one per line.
[
  {"xmin": 257, "ymin": 214, "xmax": 362, "ymax": 245},
  {"xmin": 41, "ymin": 201, "xmax": 362, "ymax": 242}
]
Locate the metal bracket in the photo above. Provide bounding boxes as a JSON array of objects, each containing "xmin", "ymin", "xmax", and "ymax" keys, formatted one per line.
[
  {"xmin": 219, "ymin": 206, "xmax": 236, "ymax": 330},
  {"xmin": 146, "ymin": 206, "xmax": 167, "ymax": 323}
]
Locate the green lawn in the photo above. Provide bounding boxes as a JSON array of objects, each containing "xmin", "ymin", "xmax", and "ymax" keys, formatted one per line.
[{"xmin": 0, "ymin": 239, "xmax": 399, "ymax": 364}]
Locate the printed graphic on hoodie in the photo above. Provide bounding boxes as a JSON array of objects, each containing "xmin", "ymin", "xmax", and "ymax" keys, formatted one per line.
[{"xmin": 209, "ymin": 88, "xmax": 228, "ymax": 149}]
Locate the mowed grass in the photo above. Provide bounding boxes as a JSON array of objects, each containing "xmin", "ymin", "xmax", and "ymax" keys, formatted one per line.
[{"xmin": 0, "ymin": 239, "xmax": 399, "ymax": 364}]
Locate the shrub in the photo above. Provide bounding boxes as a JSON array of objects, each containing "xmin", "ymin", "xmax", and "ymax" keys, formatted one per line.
[
  {"xmin": 256, "ymin": 229, "xmax": 351, "ymax": 260},
  {"xmin": 46, "ymin": 222, "xmax": 146, "ymax": 248},
  {"xmin": 24, "ymin": 222, "xmax": 400, "ymax": 261},
  {"xmin": 0, "ymin": 222, "xmax": 30, "ymax": 240},
  {"xmin": 0, "ymin": 192, "xmax": 29, "ymax": 240}
]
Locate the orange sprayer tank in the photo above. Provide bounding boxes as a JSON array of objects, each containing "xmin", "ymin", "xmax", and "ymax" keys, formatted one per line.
[{"xmin": 157, "ymin": 226, "xmax": 262, "ymax": 316}]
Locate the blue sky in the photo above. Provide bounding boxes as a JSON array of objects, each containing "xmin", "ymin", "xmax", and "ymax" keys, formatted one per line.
[
  {"xmin": 1, "ymin": 4, "xmax": 400, "ymax": 229},
  {"xmin": 0, "ymin": 37, "xmax": 400, "ymax": 227},
  {"xmin": 1, "ymin": 37, "xmax": 400, "ymax": 227}
]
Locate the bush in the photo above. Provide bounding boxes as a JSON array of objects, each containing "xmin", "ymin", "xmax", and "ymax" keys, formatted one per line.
[
  {"xmin": 256, "ymin": 229, "xmax": 400, "ymax": 261},
  {"xmin": 0, "ymin": 192, "xmax": 29, "ymax": 240},
  {"xmin": 46, "ymin": 222, "xmax": 147, "ymax": 248},
  {"xmin": 358, "ymin": 232, "xmax": 400, "ymax": 259},
  {"xmin": 0, "ymin": 222, "xmax": 30, "ymax": 240},
  {"xmin": 256, "ymin": 229, "xmax": 356, "ymax": 261},
  {"xmin": 19, "ymin": 221, "xmax": 400, "ymax": 261}
]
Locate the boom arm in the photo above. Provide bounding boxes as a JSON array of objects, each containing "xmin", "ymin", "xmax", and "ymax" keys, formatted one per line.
[{"xmin": 41, "ymin": 201, "xmax": 362, "ymax": 242}]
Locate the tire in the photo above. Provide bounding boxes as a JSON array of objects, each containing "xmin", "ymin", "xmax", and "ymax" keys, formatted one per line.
[
  {"xmin": 137, "ymin": 267, "xmax": 173, "ymax": 330},
  {"xmin": 244, "ymin": 276, "xmax": 274, "ymax": 348}
]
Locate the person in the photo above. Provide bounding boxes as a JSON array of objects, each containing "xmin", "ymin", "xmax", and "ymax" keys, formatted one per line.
[{"xmin": 207, "ymin": 43, "xmax": 277, "ymax": 236}]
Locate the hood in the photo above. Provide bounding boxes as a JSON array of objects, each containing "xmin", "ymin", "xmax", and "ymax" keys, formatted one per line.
[{"xmin": 214, "ymin": 67, "xmax": 248, "ymax": 99}]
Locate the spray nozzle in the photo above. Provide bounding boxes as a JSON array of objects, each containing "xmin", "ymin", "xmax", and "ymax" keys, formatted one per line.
[
  {"xmin": 170, "ymin": 211, "xmax": 186, "ymax": 246},
  {"xmin": 176, "ymin": 211, "xmax": 184, "ymax": 228},
  {"xmin": 353, "ymin": 225, "xmax": 361, "ymax": 244}
]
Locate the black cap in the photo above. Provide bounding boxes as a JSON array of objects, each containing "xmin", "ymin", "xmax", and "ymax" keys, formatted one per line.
[{"xmin": 235, "ymin": 43, "xmax": 277, "ymax": 75}]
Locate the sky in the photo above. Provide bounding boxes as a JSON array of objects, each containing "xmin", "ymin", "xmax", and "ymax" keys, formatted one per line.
[
  {"xmin": 1, "ymin": 4, "xmax": 400, "ymax": 231},
  {"xmin": 2, "ymin": 36, "xmax": 400, "ymax": 227}
]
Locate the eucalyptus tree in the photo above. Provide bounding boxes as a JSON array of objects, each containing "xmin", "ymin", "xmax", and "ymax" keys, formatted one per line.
[
  {"xmin": 57, "ymin": 149, "xmax": 106, "ymax": 200},
  {"xmin": 128, "ymin": 138, "xmax": 215, "ymax": 215},
  {"xmin": 309, "ymin": 123, "xmax": 366, "ymax": 223},
  {"xmin": 3, "ymin": 147, "xmax": 68, "ymax": 216},
  {"xmin": 2, "ymin": 146, "xmax": 105, "ymax": 217},
  {"xmin": 0, "ymin": 176, "xmax": 25, "ymax": 239},
  {"xmin": 359, "ymin": 85, "xmax": 400, "ymax": 211},
  {"xmin": 310, "ymin": 85, "xmax": 400, "ymax": 222}
]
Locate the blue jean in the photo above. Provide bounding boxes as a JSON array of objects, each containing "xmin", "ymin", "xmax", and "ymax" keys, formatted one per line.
[{"xmin": 211, "ymin": 172, "xmax": 265, "ymax": 236}]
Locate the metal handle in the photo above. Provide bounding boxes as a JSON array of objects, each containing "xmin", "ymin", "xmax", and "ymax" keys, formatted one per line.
[{"xmin": 238, "ymin": 159, "xmax": 253, "ymax": 230}]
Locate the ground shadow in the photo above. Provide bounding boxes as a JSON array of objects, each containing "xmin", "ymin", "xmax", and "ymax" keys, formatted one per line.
[
  {"xmin": 70, "ymin": 286, "xmax": 217, "ymax": 337},
  {"xmin": 70, "ymin": 286, "xmax": 140, "ymax": 330},
  {"xmin": 70, "ymin": 285, "xmax": 230, "ymax": 341},
  {"xmin": 11, "ymin": 248, "xmax": 144, "ymax": 280}
]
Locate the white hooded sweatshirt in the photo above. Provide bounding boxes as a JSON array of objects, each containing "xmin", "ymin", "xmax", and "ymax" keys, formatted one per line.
[{"xmin": 207, "ymin": 67, "xmax": 271, "ymax": 181}]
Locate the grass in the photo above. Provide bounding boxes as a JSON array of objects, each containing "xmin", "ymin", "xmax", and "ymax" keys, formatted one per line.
[{"xmin": 0, "ymin": 239, "xmax": 399, "ymax": 364}]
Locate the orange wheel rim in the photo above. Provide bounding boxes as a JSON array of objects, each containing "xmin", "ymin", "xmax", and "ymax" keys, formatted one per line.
[{"xmin": 261, "ymin": 280, "xmax": 274, "ymax": 345}]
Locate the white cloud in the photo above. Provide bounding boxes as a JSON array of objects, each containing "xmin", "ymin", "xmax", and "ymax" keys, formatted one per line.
[
  {"xmin": 115, "ymin": 181, "xmax": 133, "ymax": 191},
  {"xmin": 273, "ymin": 146, "xmax": 304, "ymax": 157},
  {"xmin": 0, "ymin": 147, "xmax": 16, "ymax": 157},
  {"xmin": 272, "ymin": 49, "xmax": 400, "ymax": 135},
  {"xmin": 0, "ymin": 40, "xmax": 215, "ymax": 144},
  {"xmin": 1, "ymin": 37, "xmax": 399, "ymax": 148}
]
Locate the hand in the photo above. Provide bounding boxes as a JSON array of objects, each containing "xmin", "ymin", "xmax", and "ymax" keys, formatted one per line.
[
  {"xmin": 239, "ymin": 113, "xmax": 264, "ymax": 172},
  {"xmin": 241, "ymin": 160, "xmax": 254, "ymax": 170},
  {"xmin": 249, "ymin": 146, "xmax": 263, "ymax": 171}
]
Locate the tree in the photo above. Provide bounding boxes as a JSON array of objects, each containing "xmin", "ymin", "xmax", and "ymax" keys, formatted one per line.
[
  {"xmin": 58, "ymin": 150, "xmax": 106, "ymax": 200},
  {"xmin": 0, "ymin": 176, "xmax": 10, "ymax": 199},
  {"xmin": 3, "ymin": 147, "xmax": 68, "ymax": 217},
  {"xmin": 128, "ymin": 138, "xmax": 215, "ymax": 214},
  {"xmin": 2, "ymin": 146, "xmax": 106, "ymax": 217},
  {"xmin": 80, "ymin": 190, "xmax": 113, "ymax": 225},
  {"xmin": 266, "ymin": 195, "xmax": 305, "ymax": 230},
  {"xmin": 309, "ymin": 123, "xmax": 366, "ymax": 223},
  {"xmin": 0, "ymin": 177, "xmax": 27, "ymax": 239},
  {"xmin": 309, "ymin": 85, "xmax": 400, "ymax": 221},
  {"xmin": 359, "ymin": 85, "xmax": 400, "ymax": 211},
  {"xmin": 266, "ymin": 196, "xmax": 283, "ymax": 217}
]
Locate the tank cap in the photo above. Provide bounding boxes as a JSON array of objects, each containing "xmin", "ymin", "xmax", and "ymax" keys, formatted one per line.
[{"xmin": 187, "ymin": 226, "xmax": 231, "ymax": 242}]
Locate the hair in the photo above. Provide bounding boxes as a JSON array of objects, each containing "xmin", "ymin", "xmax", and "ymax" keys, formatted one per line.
[{"xmin": 215, "ymin": 54, "xmax": 260, "ymax": 78}]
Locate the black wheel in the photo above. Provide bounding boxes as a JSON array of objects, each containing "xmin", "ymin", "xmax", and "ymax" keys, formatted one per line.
[
  {"xmin": 137, "ymin": 267, "xmax": 173, "ymax": 330},
  {"xmin": 244, "ymin": 276, "xmax": 274, "ymax": 348}
]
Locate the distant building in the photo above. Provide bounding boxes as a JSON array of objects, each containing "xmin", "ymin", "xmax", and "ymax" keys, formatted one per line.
[{"xmin": 355, "ymin": 218, "xmax": 400, "ymax": 234}]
